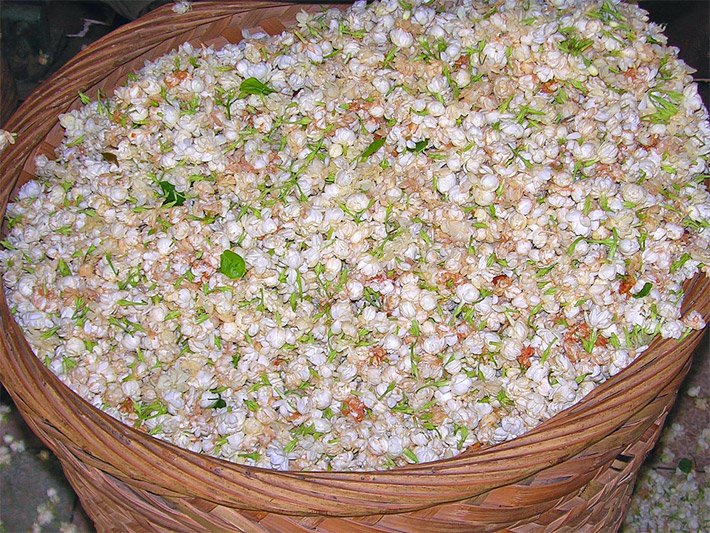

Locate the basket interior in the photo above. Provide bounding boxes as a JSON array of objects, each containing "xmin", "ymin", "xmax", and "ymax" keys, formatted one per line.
[{"xmin": 0, "ymin": 0, "xmax": 708, "ymax": 523}]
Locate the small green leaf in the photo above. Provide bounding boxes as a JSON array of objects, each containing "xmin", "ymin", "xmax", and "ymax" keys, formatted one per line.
[
  {"xmin": 678, "ymin": 457, "xmax": 693, "ymax": 474},
  {"xmin": 40, "ymin": 326, "xmax": 60, "ymax": 340},
  {"xmin": 284, "ymin": 438, "xmax": 299, "ymax": 453},
  {"xmin": 211, "ymin": 398, "xmax": 227, "ymax": 409},
  {"xmin": 67, "ymin": 135, "xmax": 85, "ymax": 148},
  {"xmin": 408, "ymin": 138, "xmax": 429, "ymax": 153},
  {"xmin": 117, "ymin": 299, "xmax": 147, "ymax": 307},
  {"xmin": 238, "ymin": 452, "xmax": 261, "ymax": 461},
  {"xmin": 632, "ymin": 282, "xmax": 653, "ymax": 299},
  {"xmin": 57, "ymin": 259, "xmax": 71, "ymax": 277},
  {"xmin": 409, "ymin": 320, "xmax": 421, "ymax": 337},
  {"xmin": 535, "ymin": 262, "xmax": 557, "ymax": 278},
  {"xmin": 134, "ymin": 400, "xmax": 167, "ymax": 423},
  {"xmin": 383, "ymin": 47, "xmax": 397, "ymax": 68},
  {"xmin": 78, "ymin": 91, "xmax": 91, "ymax": 105},
  {"xmin": 220, "ymin": 250, "xmax": 247, "ymax": 280},
  {"xmin": 158, "ymin": 181, "xmax": 186, "ymax": 206},
  {"xmin": 361, "ymin": 137, "xmax": 386, "ymax": 160},
  {"xmin": 402, "ymin": 448, "xmax": 419, "ymax": 463},
  {"xmin": 239, "ymin": 77, "xmax": 275, "ymax": 97},
  {"xmin": 575, "ymin": 373, "xmax": 589, "ymax": 384},
  {"xmin": 557, "ymin": 27, "xmax": 593, "ymax": 57},
  {"xmin": 496, "ymin": 389, "xmax": 514, "ymax": 407},
  {"xmin": 644, "ymin": 89, "xmax": 682, "ymax": 124},
  {"xmin": 84, "ymin": 339, "xmax": 98, "ymax": 352},
  {"xmin": 670, "ymin": 253, "xmax": 691, "ymax": 274}
]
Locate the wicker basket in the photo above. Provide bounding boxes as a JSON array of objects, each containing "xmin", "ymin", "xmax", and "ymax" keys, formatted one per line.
[{"xmin": 0, "ymin": 2, "xmax": 708, "ymax": 531}]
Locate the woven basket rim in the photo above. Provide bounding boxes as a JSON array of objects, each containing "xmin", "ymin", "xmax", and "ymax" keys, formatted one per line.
[{"xmin": 0, "ymin": 0, "xmax": 708, "ymax": 517}]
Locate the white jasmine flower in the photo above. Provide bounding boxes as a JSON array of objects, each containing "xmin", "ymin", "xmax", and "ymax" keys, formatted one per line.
[
  {"xmin": 390, "ymin": 28, "xmax": 413, "ymax": 48},
  {"xmin": 456, "ymin": 283, "xmax": 479, "ymax": 303},
  {"xmin": 0, "ymin": 129, "xmax": 16, "ymax": 153},
  {"xmin": 172, "ymin": 1, "xmax": 191, "ymax": 14}
]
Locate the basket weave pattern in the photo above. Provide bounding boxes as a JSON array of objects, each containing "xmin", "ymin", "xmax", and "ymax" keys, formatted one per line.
[{"xmin": 0, "ymin": 2, "xmax": 708, "ymax": 531}]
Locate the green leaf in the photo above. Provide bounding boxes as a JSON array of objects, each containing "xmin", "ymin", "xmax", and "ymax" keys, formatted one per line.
[
  {"xmin": 158, "ymin": 181, "xmax": 186, "ymax": 206},
  {"xmin": 57, "ymin": 259, "xmax": 71, "ymax": 277},
  {"xmin": 632, "ymin": 282, "xmax": 653, "ymax": 299},
  {"xmin": 536, "ymin": 262, "xmax": 557, "ymax": 278},
  {"xmin": 644, "ymin": 89, "xmax": 682, "ymax": 124},
  {"xmin": 220, "ymin": 250, "xmax": 247, "ymax": 280},
  {"xmin": 670, "ymin": 252, "xmax": 691, "ymax": 274},
  {"xmin": 454, "ymin": 424, "xmax": 469, "ymax": 449},
  {"xmin": 84, "ymin": 339, "xmax": 98, "ymax": 352},
  {"xmin": 67, "ymin": 135, "xmax": 85, "ymax": 148},
  {"xmin": 409, "ymin": 320, "xmax": 421, "ymax": 337},
  {"xmin": 557, "ymin": 27, "xmax": 593, "ymax": 57},
  {"xmin": 575, "ymin": 373, "xmax": 589, "ymax": 384},
  {"xmin": 239, "ymin": 77, "xmax": 275, "ymax": 97},
  {"xmin": 78, "ymin": 91, "xmax": 91, "ymax": 105},
  {"xmin": 363, "ymin": 287, "xmax": 383, "ymax": 309},
  {"xmin": 408, "ymin": 138, "xmax": 429, "ymax": 153},
  {"xmin": 361, "ymin": 137, "xmax": 386, "ymax": 160},
  {"xmin": 117, "ymin": 299, "xmax": 147, "ymax": 307},
  {"xmin": 211, "ymin": 398, "xmax": 227, "ymax": 409},
  {"xmin": 238, "ymin": 452, "xmax": 261, "ymax": 461},
  {"xmin": 402, "ymin": 448, "xmax": 419, "ymax": 463},
  {"xmin": 134, "ymin": 400, "xmax": 167, "ymax": 423},
  {"xmin": 678, "ymin": 457, "xmax": 693, "ymax": 474},
  {"xmin": 40, "ymin": 326, "xmax": 60, "ymax": 340},
  {"xmin": 383, "ymin": 47, "xmax": 397, "ymax": 68},
  {"xmin": 496, "ymin": 389, "xmax": 514, "ymax": 407}
]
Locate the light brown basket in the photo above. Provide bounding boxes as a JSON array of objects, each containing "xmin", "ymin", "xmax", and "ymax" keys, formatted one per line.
[{"xmin": 0, "ymin": 2, "xmax": 708, "ymax": 531}]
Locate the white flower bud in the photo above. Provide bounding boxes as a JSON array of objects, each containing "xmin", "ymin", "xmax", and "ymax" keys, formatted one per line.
[
  {"xmin": 480, "ymin": 174, "xmax": 499, "ymax": 191},
  {"xmin": 156, "ymin": 236, "xmax": 173, "ymax": 255},
  {"xmin": 451, "ymin": 374, "xmax": 472, "ymax": 395},
  {"xmin": 346, "ymin": 192, "xmax": 370, "ymax": 212},
  {"xmin": 390, "ymin": 28, "xmax": 414, "ymax": 48},
  {"xmin": 265, "ymin": 327, "xmax": 287, "ymax": 349},
  {"xmin": 454, "ymin": 69, "xmax": 471, "ymax": 88},
  {"xmin": 334, "ymin": 128, "xmax": 356, "ymax": 146},
  {"xmin": 65, "ymin": 337, "xmax": 86, "ymax": 356},
  {"xmin": 456, "ymin": 283, "xmax": 479, "ymax": 303},
  {"xmin": 383, "ymin": 334, "xmax": 402, "ymax": 351},
  {"xmin": 325, "ymin": 257, "xmax": 342, "ymax": 275},
  {"xmin": 371, "ymin": 77, "xmax": 391, "ymax": 94},
  {"xmin": 420, "ymin": 292, "xmax": 437, "ymax": 311},
  {"xmin": 400, "ymin": 301, "xmax": 417, "ymax": 318},
  {"xmin": 437, "ymin": 173, "xmax": 457, "ymax": 194},
  {"xmin": 345, "ymin": 280, "xmax": 363, "ymax": 300}
]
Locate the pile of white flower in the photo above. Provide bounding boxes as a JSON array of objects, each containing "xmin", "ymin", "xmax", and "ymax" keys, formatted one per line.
[{"xmin": 1, "ymin": 0, "xmax": 708, "ymax": 470}]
